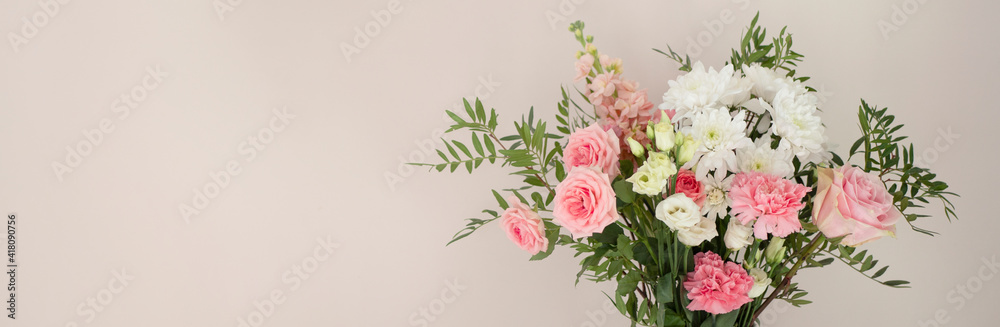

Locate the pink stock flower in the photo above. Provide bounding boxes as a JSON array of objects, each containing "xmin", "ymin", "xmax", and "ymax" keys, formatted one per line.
[
  {"xmin": 564, "ymin": 124, "xmax": 622, "ymax": 177},
  {"xmin": 812, "ymin": 166, "xmax": 903, "ymax": 247},
  {"xmin": 574, "ymin": 53, "xmax": 595, "ymax": 82},
  {"xmin": 588, "ymin": 73, "xmax": 619, "ymax": 105},
  {"xmin": 553, "ymin": 167, "xmax": 621, "ymax": 238},
  {"xmin": 675, "ymin": 169, "xmax": 706, "ymax": 207},
  {"xmin": 500, "ymin": 196, "xmax": 548, "ymax": 255},
  {"xmin": 728, "ymin": 172, "xmax": 810, "ymax": 239},
  {"xmin": 684, "ymin": 251, "xmax": 754, "ymax": 314}
]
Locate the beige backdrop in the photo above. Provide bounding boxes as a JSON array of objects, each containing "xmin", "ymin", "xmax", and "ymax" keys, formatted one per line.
[{"xmin": 0, "ymin": 0, "xmax": 997, "ymax": 326}]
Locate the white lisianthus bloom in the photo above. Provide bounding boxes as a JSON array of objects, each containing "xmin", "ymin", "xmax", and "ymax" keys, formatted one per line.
[
  {"xmin": 736, "ymin": 137, "xmax": 794, "ymax": 178},
  {"xmin": 742, "ymin": 64, "xmax": 809, "ymax": 103},
  {"xmin": 685, "ymin": 108, "xmax": 753, "ymax": 180},
  {"xmin": 765, "ymin": 88, "xmax": 829, "ymax": 164},
  {"xmin": 748, "ymin": 268, "xmax": 771, "ymax": 298},
  {"xmin": 660, "ymin": 62, "xmax": 745, "ymax": 121},
  {"xmin": 677, "ymin": 217, "xmax": 718, "ymax": 246},
  {"xmin": 626, "ymin": 165, "xmax": 668, "ymax": 196},
  {"xmin": 655, "ymin": 193, "xmax": 701, "ymax": 231},
  {"xmin": 724, "ymin": 218, "xmax": 754, "ymax": 250},
  {"xmin": 700, "ymin": 170, "xmax": 733, "ymax": 220},
  {"xmin": 646, "ymin": 152, "xmax": 678, "ymax": 177}
]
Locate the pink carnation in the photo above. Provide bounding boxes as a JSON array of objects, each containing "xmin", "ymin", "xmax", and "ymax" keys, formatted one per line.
[
  {"xmin": 500, "ymin": 196, "xmax": 548, "ymax": 255},
  {"xmin": 674, "ymin": 169, "xmax": 706, "ymax": 207},
  {"xmin": 553, "ymin": 167, "xmax": 621, "ymax": 238},
  {"xmin": 728, "ymin": 172, "xmax": 810, "ymax": 239},
  {"xmin": 563, "ymin": 123, "xmax": 622, "ymax": 177},
  {"xmin": 684, "ymin": 251, "xmax": 754, "ymax": 314}
]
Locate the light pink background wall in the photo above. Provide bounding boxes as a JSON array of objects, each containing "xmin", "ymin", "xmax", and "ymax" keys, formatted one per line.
[{"xmin": 0, "ymin": 0, "xmax": 996, "ymax": 326}]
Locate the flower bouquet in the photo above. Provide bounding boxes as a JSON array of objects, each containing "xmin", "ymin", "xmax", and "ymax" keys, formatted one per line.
[{"xmin": 414, "ymin": 15, "xmax": 958, "ymax": 327}]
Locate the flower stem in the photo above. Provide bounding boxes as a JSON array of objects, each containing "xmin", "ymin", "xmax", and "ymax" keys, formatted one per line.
[{"xmin": 749, "ymin": 234, "xmax": 824, "ymax": 324}]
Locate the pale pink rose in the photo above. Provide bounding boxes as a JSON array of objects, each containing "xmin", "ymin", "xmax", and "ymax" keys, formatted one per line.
[
  {"xmin": 553, "ymin": 167, "xmax": 621, "ymax": 238},
  {"xmin": 500, "ymin": 196, "xmax": 549, "ymax": 255},
  {"xmin": 587, "ymin": 73, "xmax": 619, "ymax": 105},
  {"xmin": 564, "ymin": 124, "xmax": 622, "ymax": 177},
  {"xmin": 675, "ymin": 169, "xmax": 706, "ymax": 207},
  {"xmin": 684, "ymin": 251, "xmax": 754, "ymax": 314},
  {"xmin": 574, "ymin": 53, "xmax": 595, "ymax": 82},
  {"xmin": 729, "ymin": 172, "xmax": 809, "ymax": 239},
  {"xmin": 812, "ymin": 166, "xmax": 903, "ymax": 247}
]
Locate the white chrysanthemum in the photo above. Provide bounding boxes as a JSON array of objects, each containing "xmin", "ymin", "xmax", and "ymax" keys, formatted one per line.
[
  {"xmin": 742, "ymin": 64, "xmax": 808, "ymax": 103},
  {"xmin": 700, "ymin": 169, "xmax": 733, "ymax": 221},
  {"xmin": 660, "ymin": 62, "xmax": 746, "ymax": 121},
  {"xmin": 720, "ymin": 74, "xmax": 753, "ymax": 108},
  {"xmin": 684, "ymin": 108, "xmax": 753, "ymax": 180},
  {"xmin": 736, "ymin": 137, "xmax": 794, "ymax": 178},
  {"xmin": 764, "ymin": 88, "xmax": 829, "ymax": 164}
]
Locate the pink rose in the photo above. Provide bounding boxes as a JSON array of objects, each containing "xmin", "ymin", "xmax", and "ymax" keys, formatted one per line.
[
  {"xmin": 574, "ymin": 53, "xmax": 595, "ymax": 82},
  {"xmin": 553, "ymin": 167, "xmax": 621, "ymax": 238},
  {"xmin": 674, "ymin": 169, "xmax": 706, "ymax": 207},
  {"xmin": 564, "ymin": 124, "xmax": 622, "ymax": 177},
  {"xmin": 812, "ymin": 166, "xmax": 902, "ymax": 247},
  {"xmin": 684, "ymin": 251, "xmax": 754, "ymax": 314},
  {"xmin": 728, "ymin": 172, "xmax": 809, "ymax": 239},
  {"xmin": 500, "ymin": 196, "xmax": 549, "ymax": 255}
]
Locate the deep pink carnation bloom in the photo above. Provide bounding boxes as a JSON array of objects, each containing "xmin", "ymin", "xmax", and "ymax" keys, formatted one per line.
[
  {"xmin": 684, "ymin": 251, "xmax": 754, "ymax": 314},
  {"xmin": 728, "ymin": 172, "xmax": 810, "ymax": 239}
]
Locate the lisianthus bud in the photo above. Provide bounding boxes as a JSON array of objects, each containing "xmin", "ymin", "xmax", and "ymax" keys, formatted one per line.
[
  {"xmin": 748, "ymin": 268, "xmax": 771, "ymax": 298},
  {"xmin": 677, "ymin": 134, "xmax": 700, "ymax": 165},
  {"xmin": 646, "ymin": 123, "xmax": 655, "ymax": 141},
  {"xmin": 765, "ymin": 237, "xmax": 786, "ymax": 265},
  {"xmin": 653, "ymin": 116, "xmax": 675, "ymax": 151},
  {"xmin": 626, "ymin": 137, "xmax": 644, "ymax": 157}
]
